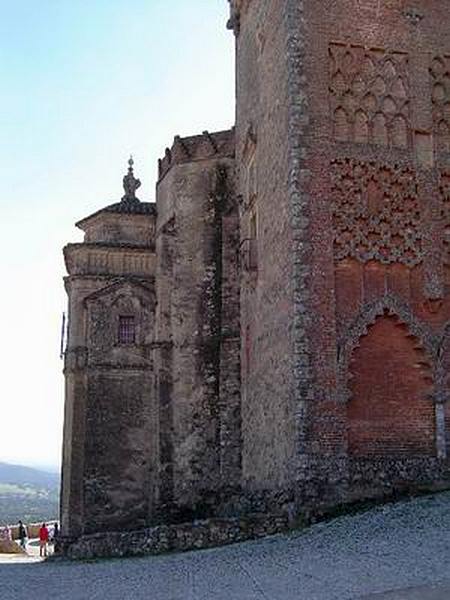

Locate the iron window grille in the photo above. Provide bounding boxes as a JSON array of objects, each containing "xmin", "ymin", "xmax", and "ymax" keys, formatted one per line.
[{"xmin": 118, "ymin": 316, "xmax": 136, "ymax": 344}]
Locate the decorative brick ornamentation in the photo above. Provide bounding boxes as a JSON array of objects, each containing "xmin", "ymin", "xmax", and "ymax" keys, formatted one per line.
[
  {"xmin": 336, "ymin": 294, "xmax": 434, "ymax": 403},
  {"xmin": 348, "ymin": 313, "xmax": 435, "ymax": 457},
  {"xmin": 330, "ymin": 44, "xmax": 410, "ymax": 148},
  {"xmin": 331, "ymin": 159, "xmax": 423, "ymax": 266},
  {"xmin": 430, "ymin": 57, "xmax": 450, "ymax": 154},
  {"xmin": 336, "ymin": 295, "xmax": 450, "ymax": 447}
]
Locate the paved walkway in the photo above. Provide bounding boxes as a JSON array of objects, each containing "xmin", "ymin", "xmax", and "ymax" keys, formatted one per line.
[
  {"xmin": 0, "ymin": 492, "xmax": 449, "ymax": 600},
  {"xmin": 360, "ymin": 583, "xmax": 450, "ymax": 599},
  {"xmin": 0, "ymin": 538, "xmax": 53, "ymax": 564}
]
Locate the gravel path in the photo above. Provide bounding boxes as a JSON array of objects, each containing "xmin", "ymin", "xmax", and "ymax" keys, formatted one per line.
[{"xmin": 2, "ymin": 492, "xmax": 450, "ymax": 600}]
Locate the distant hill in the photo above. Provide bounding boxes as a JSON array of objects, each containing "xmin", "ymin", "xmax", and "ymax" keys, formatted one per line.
[{"xmin": 0, "ymin": 462, "xmax": 60, "ymax": 525}]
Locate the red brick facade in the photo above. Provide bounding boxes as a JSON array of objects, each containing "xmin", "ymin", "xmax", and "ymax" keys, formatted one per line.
[
  {"xmin": 348, "ymin": 314, "xmax": 435, "ymax": 457},
  {"xmin": 306, "ymin": 0, "xmax": 450, "ymax": 492},
  {"xmin": 234, "ymin": 0, "xmax": 450, "ymax": 510}
]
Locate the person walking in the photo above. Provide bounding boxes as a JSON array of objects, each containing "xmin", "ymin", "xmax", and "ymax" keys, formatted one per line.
[
  {"xmin": 18, "ymin": 520, "xmax": 27, "ymax": 550},
  {"xmin": 52, "ymin": 522, "xmax": 59, "ymax": 543},
  {"xmin": 39, "ymin": 523, "xmax": 49, "ymax": 557}
]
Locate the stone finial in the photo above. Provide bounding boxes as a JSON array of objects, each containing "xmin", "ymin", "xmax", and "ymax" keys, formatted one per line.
[{"xmin": 122, "ymin": 155, "xmax": 141, "ymax": 202}]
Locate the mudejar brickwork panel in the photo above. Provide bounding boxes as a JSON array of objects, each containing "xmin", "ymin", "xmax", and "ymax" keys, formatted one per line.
[{"xmin": 59, "ymin": 0, "xmax": 450, "ymax": 559}]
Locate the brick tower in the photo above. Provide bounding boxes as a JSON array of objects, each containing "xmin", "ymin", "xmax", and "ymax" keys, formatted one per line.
[{"xmin": 232, "ymin": 0, "xmax": 450, "ymax": 510}]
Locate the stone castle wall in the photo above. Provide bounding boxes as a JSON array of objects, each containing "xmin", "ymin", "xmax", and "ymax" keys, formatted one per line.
[
  {"xmin": 236, "ymin": 0, "xmax": 298, "ymax": 496},
  {"xmin": 60, "ymin": 0, "xmax": 450, "ymax": 558},
  {"xmin": 153, "ymin": 130, "xmax": 241, "ymax": 521},
  {"xmin": 57, "ymin": 514, "xmax": 288, "ymax": 560}
]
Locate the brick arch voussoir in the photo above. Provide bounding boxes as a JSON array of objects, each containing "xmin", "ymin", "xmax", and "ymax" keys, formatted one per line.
[{"xmin": 336, "ymin": 294, "xmax": 435, "ymax": 403}]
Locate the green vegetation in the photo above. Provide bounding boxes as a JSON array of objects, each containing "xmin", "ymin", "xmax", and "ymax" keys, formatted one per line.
[
  {"xmin": 0, "ymin": 483, "xmax": 40, "ymax": 496},
  {"xmin": 0, "ymin": 463, "xmax": 59, "ymax": 525}
]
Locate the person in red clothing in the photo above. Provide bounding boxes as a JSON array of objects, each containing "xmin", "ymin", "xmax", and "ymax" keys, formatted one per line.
[{"xmin": 39, "ymin": 523, "xmax": 49, "ymax": 557}]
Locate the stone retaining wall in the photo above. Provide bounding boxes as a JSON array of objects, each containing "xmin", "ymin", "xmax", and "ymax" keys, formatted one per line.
[
  {"xmin": 57, "ymin": 514, "xmax": 289, "ymax": 560},
  {"xmin": 0, "ymin": 539, "xmax": 24, "ymax": 554}
]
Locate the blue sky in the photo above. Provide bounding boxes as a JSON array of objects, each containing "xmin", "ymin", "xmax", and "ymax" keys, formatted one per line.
[{"xmin": 0, "ymin": 1, "xmax": 234, "ymax": 470}]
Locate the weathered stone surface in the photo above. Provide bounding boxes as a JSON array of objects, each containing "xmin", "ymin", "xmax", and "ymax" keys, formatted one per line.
[
  {"xmin": 61, "ymin": 0, "xmax": 450, "ymax": 559},
  {"xmin": 57, "ymin": 514, "xmax": 288, "ymax": 560},
  {"xmin": 154, "ymin": 141, "xmax": 240, "ymax": 518}
]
